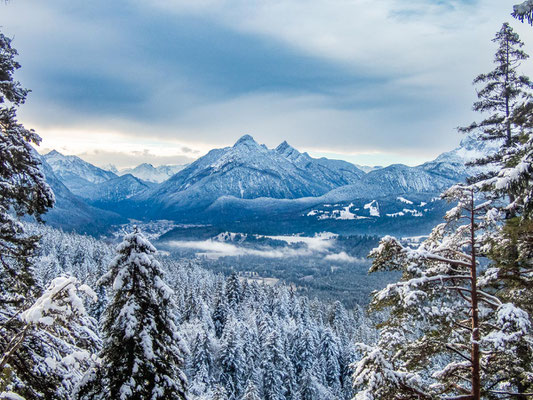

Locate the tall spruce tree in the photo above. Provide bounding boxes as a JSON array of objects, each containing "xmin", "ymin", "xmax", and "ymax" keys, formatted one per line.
[
  {"xmin": 0, "ymin": 30, "xmax": 55, "ymax": 399},
  {"xmin": 461, "ymin": 23, "xmax": 532, "ymax": 187},
  {"xmin": 513, "ymin": 1, "xmax": 533, "ymax": 25},
  {"xmin": 352, "ymin": 185, "xmax": 532, "ymax": 399},
  {"xmin": 461, "ymin": 24, "xmax": 533, "ymax": 396},
  {"xmin": 77, "ymin": 229, "xmax": 188, "ymax": 400}
]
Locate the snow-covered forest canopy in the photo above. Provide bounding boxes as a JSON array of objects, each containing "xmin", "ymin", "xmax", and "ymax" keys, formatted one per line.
[{"xmin": 1, "ymin": 3, "xmax": 533, "ymax": 400}]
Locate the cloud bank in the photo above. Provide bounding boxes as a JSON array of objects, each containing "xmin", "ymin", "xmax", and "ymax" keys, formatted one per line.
[{"xmin": 2, "ymin": 0, "xmax": 533, "ymax": 166}]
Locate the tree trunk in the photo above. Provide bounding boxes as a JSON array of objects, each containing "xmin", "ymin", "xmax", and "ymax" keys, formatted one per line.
[{"xmin": 470, "ymin": 191, "xmax": 481, "ymax": 400}]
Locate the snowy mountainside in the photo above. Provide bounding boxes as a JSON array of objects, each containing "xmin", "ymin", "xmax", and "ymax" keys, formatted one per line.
[
  {"xmin": 40, "ymin": 133, "xmax": 497, "ymax": 234},
  {"xmin": 118, "ymin": 163, "xmax": 187, "ymax": 183},
  {"xmin": 419, "ymin": 134, "xmax": 499, "ymax": 179},
  {"xmin": 129, "ymin": 135, "xmax": 366, "ymax": 218},
  {"xmin": 80, "ymin": 174, "xmax": 156, "ymax": 204},
  {"xmin": 43, "ymin": 150, "xmax": 117, "ymax": 195},
  {"xmin": 37, "ymin": 157, "xmax": 126, "ymax": 233}
]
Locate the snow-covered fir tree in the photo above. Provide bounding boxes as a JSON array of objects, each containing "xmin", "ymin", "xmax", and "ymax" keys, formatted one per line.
[
  {"xmin": 352, "ymin": 185, "xmax": 532, "ymax": 399},
  {"xmin": 514, "ymin": 1, "xmax": 533, "ymax": 24},
  {"xmin": 16, "ymin": 276, "xmax": 100, "ymax": 398},
  {"xmin": 77, "ymin": 229, "xmax": 188, "ymax": 400},
  {"xmin": 460, "ymin": 23, "xmax": 533, "ymax": 396},
  {"xmin": 0, "ymin": 29, "xmax": 58, "ymax": 399},
  {"xmin": 461, "ymin": 23, "xmax": 532, "ymax": 183}
]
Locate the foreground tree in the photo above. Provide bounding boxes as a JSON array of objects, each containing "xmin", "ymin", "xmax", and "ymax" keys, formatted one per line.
[
  {"xmin": 461, "ymin": 23, "xmax": 533, "ymax": 395},
  {"xmin": 513, "ymin": 1, "xmax": 533, "ymax": 25},
  {"xmin": 460, "ymin": 23, "xmax": 532, "ymax": 183},
  {"xmin": 77, "ymin": 230, "xmax": 188, "ymax": 400},
  {"xmin": 0, "ymin": 276, "xmax": 100, "ymax": 398},
  {"xmin": 352, "ymin": 186, "xmax": 532, "ymax": 399},
  {"xmin": 0, "ymin": 30, "xmax": 55, "ymax": 399}
]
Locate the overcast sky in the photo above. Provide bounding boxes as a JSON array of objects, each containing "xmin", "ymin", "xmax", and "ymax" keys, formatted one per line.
[{"xmin": 1, "ymin": 0, "xmax": 532, "ymax": 168}]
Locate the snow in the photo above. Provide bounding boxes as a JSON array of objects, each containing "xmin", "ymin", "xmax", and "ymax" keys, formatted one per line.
[
  {"xmin": 397, "ymin": 196, "xmax": 413, "ymax": 204},
  {"xmin": 44, "ymin": 150, "xmax": 117, "ymax": 184},
  {"xmin": 483, "ymin": 304, "xmax": 531, "ymax": 350},
  {"xmin": 118, "ymin": 163, "xmax": 186, "ymax": 183},
  {"xmin": 0, "ymin": 392, "xmax": 25, "ymax": 400},
  {"xmin": 21, "ymin": 276, "xmax": 91, "ymax": 325},
  {"xmin": 364, "ymin": 200, "xmax": 380, "ymax": 217},
  {"xmin": 309, "ymin": 205, "xmax": 369, "ymax": 220}
]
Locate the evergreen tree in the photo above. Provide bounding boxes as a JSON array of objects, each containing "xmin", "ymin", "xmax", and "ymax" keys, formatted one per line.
[
  {"xmin": 213, "ymin": 281, "xmax": 228, "ymax": 338},
  {"xmin": 2, "ymin": 276, "xmax": 100, "ymax": 399},
  {"xmin": 319, "ymin": 328, "xmax": 341, "ymax": 394},
  {"xmin": 513, "ymin": 1, "xmax": 533, "ymax": 25},
  {"xmin": 461, "ymin": 24, "xmax": 533, "ymax": 395},
  {"xmin": 0, "ymin": 34, "xmax": 54, "ymax": 306},
  {"xmin": 212, "ymin": 385, "xmax": 229, "ymax": 400},
  {"xmin": 240, "ymin": 379, "xmax": 261, "ymax": 400},
  {"xmin": 226, "ymin": 272, "xmax": 242, "ymax": 308},
  {"xmin": 189, "ymin": 331, "xmax": 214, "ymax": 396},
  {"xmin": 77, "ymin": 230, "xmax": 187, "ymax": 400},
  {"xmin": 219, "ymin": 317, "xmax": 246, "ymax": 398},
  {"xmin": 461, "ymin": 23, "xmax": 532, "ymax": 189},
  {"xmin": 0, "ymin": 30, "xmax": 55, "ymax": 399},
  {"xmin": 352, "ymin": 185, "xmax": 532, "ymax": 399},
  {"xmin": 261, "ymin": 330, "xmax": 288, "ymax": 400}
]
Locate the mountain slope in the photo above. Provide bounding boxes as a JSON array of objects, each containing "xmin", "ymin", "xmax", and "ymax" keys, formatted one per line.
[
  {"xmin": 38, "ymin": 157, "xmax": 125, "ymax": 234},
  {"xmin": 83, "ymin": 174, "xmax": 156, "ymax": 205},
  {"xmin": 130, "ymin": 135, "xmax": 366, "ymax": 218},
  {"xmin": 43, "ymin": 150, "xmax": 117, "ymax": 195}
]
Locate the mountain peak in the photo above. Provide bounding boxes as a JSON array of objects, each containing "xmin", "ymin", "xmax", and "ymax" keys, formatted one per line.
[
  {"xmin": 136, "ymin": 163, "xmax": 155, "ymax": 169},
  {"xmin": 275, "ymin": 140, "xmax": 306, "ymax": 162},
  {"xmin": 46, "ymin": 149, "xmax": 63, "ymax": 157},
  {"xmin": 275, "ymin": 140, "xmax": 293, "ymax": 153},
  {"xmin": 234, "ymin": 134, "xmax": 258, "ymax": 147}
]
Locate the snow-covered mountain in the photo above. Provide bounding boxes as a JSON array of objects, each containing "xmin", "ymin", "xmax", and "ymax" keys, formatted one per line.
[
  {"xmin": 81, "ymin": 174, "xmax": 156, "ymax": 204},
  {"xmin": 129, "ymin": 135, "xmax": 366, "ymax": 217},
  {"xmin": 117, "ymin": 163, "xmax": 186, "ymax": 183},
  {"xmin": 37, "ymin": 156, "xmax": 126, "ymax": 233},
  {"xmin": 41, "ymin": 133, "xmax": 498, "ymax": 234},
  {"xmin": 43, "ymin": 150, "xmax": 117, "ymax": 195}
]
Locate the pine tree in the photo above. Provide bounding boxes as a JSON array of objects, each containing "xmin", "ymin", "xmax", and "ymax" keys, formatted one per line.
[
  {"xmin": 189, "ymin": 331, "xmax": 214, "ymax": 395},
  {"xmin": 261, "ymin": 330, "xmax": 288, "ymax": 400},
  {"xmin": 352, "ymin": 185, "xmax": 532, "ymax": 399},
  {"xmin": 319, "ymin": 328, "xmax": 341, "ymax": 394},
  {"xmin": 461, "ymin": 24, "xmax": 533, "ymax": 396},
  {"xmin": 226, "ymin": 272, "xmax": 242, "ymax": 308},
  {"xmin": 219, "ymin": 317, "xmax": 246, "ymax": 398},
  {"xmin": 461, "ymin": 23, "xmax": 532, "ymax": 189},
  {"xmin": 0, "ymin": 34, "xmax": 54, "ymax": 306},
  {"xmin": 2, "ymin": 276, "xmax": 100, "ymax": 399},
  {"xmin": 77, "ymin": 230, "xmax": 188, "ymax": 400},
  {"xmin": 513, "ymin": 1, "xmax": 533, "ymax": 25},
  {"xmin": 240, "ymin": 379, "xmax": 261, "ymax": 400},
  {"xmin": 0, "ymin": 30, "xmax": 55, "ymax": 399}
]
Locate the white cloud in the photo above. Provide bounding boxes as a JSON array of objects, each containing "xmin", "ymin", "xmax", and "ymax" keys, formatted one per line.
[
  {"xmin": 324, "ymin": 251, "xmax": 362, "ymax": 263},
  {"xmin": 167, "ymin": 232, "xmax": 344, "ymax": 259}
]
